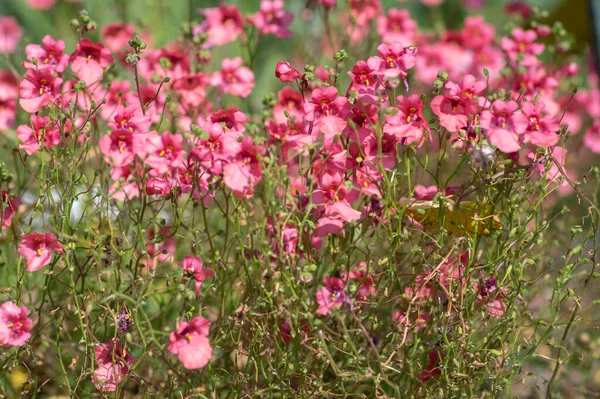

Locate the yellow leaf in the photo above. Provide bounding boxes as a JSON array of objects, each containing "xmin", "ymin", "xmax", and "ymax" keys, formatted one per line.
[{"xmin": 402, "ymin": 199, "xmax": 502, "ymax": 236}]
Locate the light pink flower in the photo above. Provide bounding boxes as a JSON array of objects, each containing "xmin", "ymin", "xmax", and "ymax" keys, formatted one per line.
[
  {"xmin": 0, "ymin": 302, "xmax": 32, "ymax": 347},
  {"xmin": 168, "ymin": 317, "xmax": 213, "ymax": 369},
  {"xmin": 93, "ymin": 339, "xmax": 136, "ymax": 392},
  {"xmin": 375, "ymin": 42, "xmax": 417, "ymax": 82},
  {"xmin": 108, "ymin": 106, "xmax": 151, "ymax": 134},
  {"xmin": 23, "ymin": 35, "xmax": 69, "ymax": 73},
  {"xmin": 0, "ymin": 17, "xmax": 22, "ymax": 54},
  {"xmin": 18, "ymin": 232, "xmax": 64, "ymax": 272},
  {"xmin": 69, "ymin": 39, "xmax": 114, "ymax": 85},
  {"xmin": 211, "ymin": 57, "xmax": 255, "ymax": 98}
]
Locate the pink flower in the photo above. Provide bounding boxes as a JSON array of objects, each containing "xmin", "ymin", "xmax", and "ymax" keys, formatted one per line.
[
  {"xmin": 1, "ymin": 191, "xmax": 19, "ymax": 231},
  {"xmin": 420, "ymin": 350, "xmax": 443, "ymax": 382},
  {"xmin": 521, "ymin": 101, "xmax": 560, "ymax": 147},
  {"xmin": 172, "ymin": 73, "xmax": 210, "ymax": 108},
  {"xmin": 501, "ymin": 28, "xmax": 544, "ymax": 63},
  {"xmin": 420, "ymin": 0, "xmax": 444, "ymax": 6},
  {"xmin": 384, "ymin": 94, "xmax": 430, "ymax": 147},
  {"xmin": 430, "ymin": 75, "xmax": 485, "ymax": 132},
  {"xmin": 93, "ymin": 339, "xmax": 136, "ymax": 392},
  {"xmin": 377, "ymin": 9, "xmax": 417, "ymax": 46},
  {"xmin": 460, "ymin": 16, "xmax": 495, "ymax": 49},
  {"xmin": 168, "ymin": 317, "xmax": 213, "ymax": 369},
  {"xmin": 99, "ymin": 129, "xmax": 143, "ymax": 167},
  {"xmin": 211, "ymin": 57, "xmax": 255, "ymax": 98},
  {"xmin": 223, "ymin": 136, "xmax": 265, "ymax": 198},
  {"xmin": 375, "ymin": 42, "xmax": 417, "ymax": 81},
  {"xmin": 350, "ymin": 0, "xmax": 382, "ymax": 26},
  {"xmin": 109, "ymin": 106, "xmax": 151, "ymax": 134},
  {"xmin": 584, "ymin": 120, "xmax": 600, "ymax": 153},
  {"xmin": 0, "ymin": 302, "xmax": 32, "ymax": 347},
  {"xmin": 275, "ymin": 61, "xmax": 302, "ymax": 82},
  {"xmin": 69, "ymin": 39, "xmax": 114, "ymax": 85},
  {"xmin": 479, "ymin": 100, "xmax": 528, "ymax": 153},
  {"xmin": 273, "ymin": 86, "xmax": 305, "ymax": 124},
  {"xmin": 250, "ymin": 0, "xmax": 294, "ymax": 39},
  {"xmin": 179, "ymin": 256, "xmax": 215, "ymax": 299},
  {"xmin": 348, "ymin": 58, "xmax": 381, "ymax": 88},
  {"xmin": 19, "ymin": 68, "xmax": 63, "ymax": 113},
  {"xmin": 25, "ymin": 0, "xmax": 56, "ymax": 9},
  {"xmin": 210, "ymin": 107, "xmax": 249, "ymax": 132},
  {"xmin": 18, "ymin": 232, "xmax": 64, "ymax": 272},
  {"xmin": 97, "ymin": 80, "xmax": 137, "ymax": 120},
  {"xmin": 17, "ymin": 115, "xmax": 61, "ymax": 155},
  {"xmin": 196, "ymin": 4, "xmax": 244, "ymax": 46},
  {"xmin": 316, "ymin": 277, "xmax": 352, "ymax": 315},
  {"xmin": 142, "ymin": 131, "xmax": 185, "ymax": 173},
  {"xmin": 101, "ymin": 22, "xmax": 136, "ymax": 53},
  {"xmin": 0, "ymin": 17, "xmax": 22, "ymax": 54},
  {"xmin": 23, "ymin": 35, "xmax": 69, "ymax": 73}
]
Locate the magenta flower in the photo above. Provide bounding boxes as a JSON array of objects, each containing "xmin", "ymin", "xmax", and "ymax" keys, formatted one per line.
[
  {"xmin": 168, "ymin": 317, "xmax": 213, "ymax": 370},
  {"xmin": 210, "ymin": 107, "xmax": 249, "ymax": 132},
  {"xmin": 275, "ymin": 61, "xmax": 302, "ymax": 83},
  {"xmin": 0, "ymin": 17, "xmax": 22, "ymax": 54},
  {"xmin": 211, "ymin": 57, "xmax": 255, "ymax": 98},
  {"xmin": 92, "ymin": 339, "xmax": 136, "ymax": 392},
  {"xmin": 0, "ymin": 302, "xmax": 32, "ymax": 347},
  {"xmin": 250, "ymin": 0, "xmax": 294, "ymax": 39},
  {"xmin": 19, "ymin": 68, "xmax": 63, "ymax": 113},
  {"xmin": 1, "ymin": 191, "xmax": 19, "ymax": 231},
  {"xmin": 316, "ymin": 277, "xmax": 352, "ymax": 315},
  {"xmin": 18, "ymin": 232, "xmax": 65, "ymax": 272},
  {"xmin": 521, "ymin": 101, "xmax": 560, "ymax": 147},
  {"xmin": 196, "ymin": 4, "xmax": 244, "ymax": 46},
  {"xmin": 180, "ymin": 256, "xmax": 215, "ymax": 300},
  {"xmin": 479, "ymin": 100, "xmax": 528, "ymax": 153},
  {"xmin": 16, "ymin": 115, "xmax": 61, "ymax": 156},
  {"xmin": 69, "ymin": 39, "xmax": 114, "ymax": 85},
  {"xmin": 23, "ymin": 35, "xmax": 69, "ymax": 73}
]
